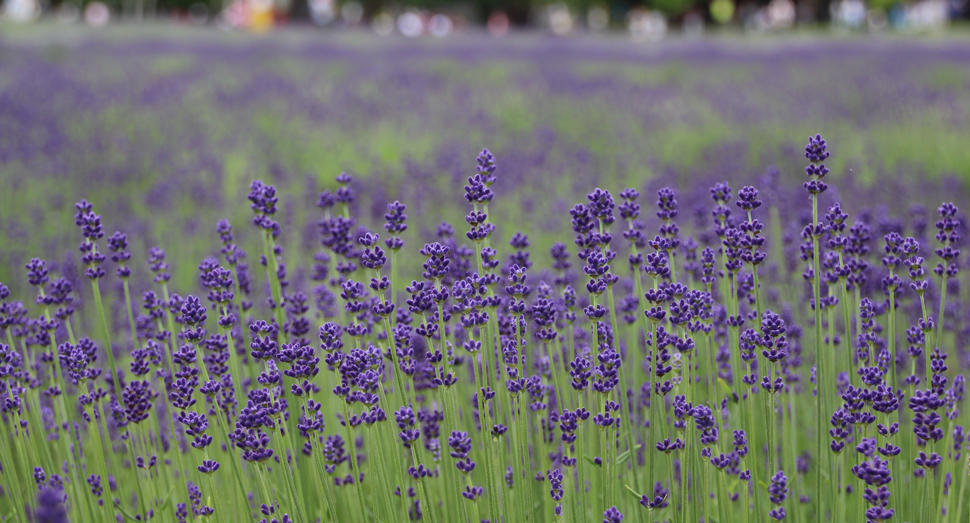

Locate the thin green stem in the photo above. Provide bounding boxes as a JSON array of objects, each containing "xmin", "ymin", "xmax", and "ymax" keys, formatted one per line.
[{"xmin": 811, "ymin": 193, "xmax": 826, "ymax": 521}]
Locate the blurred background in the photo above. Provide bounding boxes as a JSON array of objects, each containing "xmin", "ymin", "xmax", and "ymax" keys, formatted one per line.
[
  {"xmin": 1, "ymin": 0, "xmax": 969, "ymax": 288},
  {"xmin": 0, "ymin": 25, "xmax": 969, "ymax": 291},
  {"xmin": 1, "ymin": 0, "xmax": 968, "ymax": 36}
]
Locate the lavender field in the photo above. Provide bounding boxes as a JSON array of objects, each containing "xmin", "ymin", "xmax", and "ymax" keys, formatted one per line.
[
  {"xmin": 2, "ymin": 31, "xmax": 970, "ymax": 287},
  {"xmin": 2, "ymin": 28, "xmax": 970, "ymax": 523}
]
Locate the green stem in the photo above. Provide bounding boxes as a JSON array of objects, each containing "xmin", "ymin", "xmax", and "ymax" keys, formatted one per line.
[
  {"xmin": 122, "ymin": 278, "xmax": 140, "ymax": 351},
  {"xmin": 950, "ymin": 457, "xmax": 968, "ymax": 523},
  {"xmin": 888, "ymin": 280, "xmax": 896, "ymax": 391},
  {"xmin": 811, "ymin": 193, "xmax": 826, "ymax": 521},
  {"xmin": 341, "ymin": 403, "xmax": 371, "ymax": 521},
  {"xmin": 92, "ymin": 279, "xmax": 125, "ymax": 409}
]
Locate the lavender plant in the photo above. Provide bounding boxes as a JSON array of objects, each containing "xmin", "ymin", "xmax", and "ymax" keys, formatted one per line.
[{"xmin": 1, "ymin": 135, "xmax": 969, "ymax": 523}]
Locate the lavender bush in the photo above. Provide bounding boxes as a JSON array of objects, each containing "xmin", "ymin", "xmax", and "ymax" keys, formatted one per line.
[{"xmin": 1, "ymin": 132, "xmax": 969, "ymax": 523}]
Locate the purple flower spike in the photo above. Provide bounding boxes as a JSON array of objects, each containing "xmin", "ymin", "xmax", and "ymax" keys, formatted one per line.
[
  {"xmin": 603, "ymin": 506, "xmax": 624, "ymax": 523},
  {"xmin": 803, "ymin": 134, "xmax": 830, "ymax": 195}
]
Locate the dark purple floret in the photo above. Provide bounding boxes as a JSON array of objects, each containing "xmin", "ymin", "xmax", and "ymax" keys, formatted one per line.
[
  {"xmin": 619, "ymin": 188, "xmax": 640, "ymax": 221},
  {"xmin": 733, "ymin": 429, "xmax": 749, "ymax": 457},
  {"xmin": 804, "ymin": 133, "xmax": 830, "ymax": 163},
  {"xmin": 33, "ymin": 466, "xmax": 46, "ymax": 487},
  {"xmin": 123, "ymin": 380, "xmax": 154, "ymax": 424},
  {"xmin": 711, "ymin": 182, "xmax": 732, "ymax": 204},
  {"xmin": 384, "ymin": 201, "xmax": 408, "ymax": 234},
  {"xmin": 547, "ymin": 468, "xmax": 564, "ymax": 501},
  {"xmin": 148, "ymin": 246, "xmax": 171, "ymax": 283},
  {"xmin": 448, "ymin": 430, "xmax": 472, "ymax": 459},
  {"xmin": 803, "ymin": 134, "xmax": 830, "ymax": 195},
  {"xmin": 915, "ymin": 451, "xmax": 942, "ymax": 471},
  {"xmin": 588, "ymin": 188, "xmax": 616, "ymax": 227},
  {"xmin": 769, "ymin": 469, "xmax": 788, "ymax": 505},
  {"xmin": 86, "ymin": 473, "xmax": 103, "ymax": 497},
  {"xmin": 476, "ymin": 149, "xmax": 497, "ymax": 185},
  {"xmin": 462, "ymin": 485, "xmax": 484, "ymax": 501},
  {"xmin": 642, "ymin": 481, "xmax": 669, "ymax": 509},
  {"xmin": 603, "ymin": 506, "xmax": 624, "ymax": 523},
  {"xmin": 736, "ymin": 186, "xmax": 762, "ymax": 212},
  {"xmin": 852, "ymin": 457, "xmax": 893, "ymax": 486},
  {"xmin": 26, "ymin": 258, "xmax": 50, "ymax": 288},
  {"xmin": 198, "ymin": 460, "xmax": 220, "ymax": 475}
]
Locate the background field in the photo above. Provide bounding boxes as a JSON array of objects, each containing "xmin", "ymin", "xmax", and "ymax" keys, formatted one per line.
[{"xmin": 2, "ymin": 27, "xmax": 970, "ymax": 294}]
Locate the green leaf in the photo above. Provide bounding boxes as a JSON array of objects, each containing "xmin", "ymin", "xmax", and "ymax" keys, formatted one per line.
[
  {"xmin": 157, "ymin": 487, "xmax": 175, "ymax": 511},
  {"xmin": 717, "ymin": 378, "xmax": 733, "ymax": 399},
  {"xmin": 113, "ymin": 501, "xmax": 141, "ymax": 522},
  {"xmin": 623, "ymin": 484, "xmax": 645, "ymax": 499},
  {"xmin": 617, "ymin": 445, "xmax": 643, "ymax": 465}
]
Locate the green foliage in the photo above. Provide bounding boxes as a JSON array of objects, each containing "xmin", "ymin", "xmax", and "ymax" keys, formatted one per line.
[{"xmin": 649, "ymin": 0, "xmax": 696, "ymax": 16}]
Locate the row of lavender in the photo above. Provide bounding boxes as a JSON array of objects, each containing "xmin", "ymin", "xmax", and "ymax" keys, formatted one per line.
[
  {"xmin": 1, "ymin": 134, "xmax": 968, "ymax": 523},
  {"xmin": 4, "ymin": 36, "xmax": 970, "ymax": 296}
]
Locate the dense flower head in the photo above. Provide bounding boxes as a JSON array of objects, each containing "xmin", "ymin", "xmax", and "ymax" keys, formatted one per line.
[
  {"xmin": 476, "ymin": 148, "xmax": 497, "ymax": 185},
  {"xmin": 736, "ymin": 186, "xmax": 762, "ymax": 212},
  {"xmin": 384, "ymin": 200, "xmax": 408, "ymax": 234},
  {"xmin": 588, "ymin": 188, "xmax": 616, "ymax": 227},
  {"xmin": 852, "ymin": 457, "xmax": 893, "ymax": 486},
  {"xmin": 148, "ymin": 246, "xmax": 171, "ymax": 283},
  {"xmin": 248, "ymin": 179, "xmax": 279, "ymax": 215},
  {"xmin": 769, "ymin": 470, "xmax": 788, "ymax": 505},
  {"xmin": 804, "ymin": 133, "xmax": 830, "ymax": 163},
  {"xmin": 656, "ymin": 188, "xmax": 678, "ymax": 220},
  {"xmin": 26, "ymin": 258, "xmax": 49, "ymax": 287},
  {"xmin": 123, "ymin": 380, "xmax": 154, "ymax": 424},
  {"xmin": 803, "ymin": 134, "xmax": 830, "ymax": 195},
  {"xmin": 74, "ymin": 200, "xmax": 104, "ymax": 243},
  {"xmin": 732, "ymin": 429, "xmax": 749, "ymax": 457},
  {"xmin": 603, "ymin": 506, "xmax": 624, "ymax": 523}
]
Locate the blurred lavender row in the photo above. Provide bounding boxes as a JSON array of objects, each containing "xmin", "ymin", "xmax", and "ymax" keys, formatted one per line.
[{"xmin": 2, "ymin": 33, "xmax": 969, "ymax": 292}]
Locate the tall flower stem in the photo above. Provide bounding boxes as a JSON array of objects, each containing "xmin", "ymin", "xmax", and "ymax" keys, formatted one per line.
[
  {"xmin": 306, "ymin": 423, "xmax": 338, "ymax": 522},
  {"xmin": 91, "ymin": 279, "xmax": 124, "ymax": 409},
  {"xmin": 261, "ymin": 232, "xmax": 287, "ymax": 345},
  {"xmin": 220, "ymin": 308, "xmax": 245, "ymax": 405},
  {"xmin": 887, "ymin": 270, "xmax": 897, "ymax": 390},
  {"xmin": 606, "ymin": 281, "xmax": 638, "ymax": 500},
  {"xmin": 837, "ymin": 252, "xmax": 854, "ymax": 392},
  {"xmin": 207, "ymin": 390, "xmax": 252, "ymax": 513},
  {"xmin": 474, "ymin": 242, "xmax": 505, "ymax": 522},
  {"xmin": 122, "ymin": 280, "xmax": 139, "ymax": 353},
  {"xmin": 0, "ymin": 402, "xmax": 31, "ymax": 522},
  {"xmin": 469, "ymin": 328, "xmax": 501, "ymax": 523},
  {"xmin": 630, "ymin": 246, "xmax": 653, "ymax": 494},
  {"xmin": 811, "ymin": 192, "xmax": 826, "ymax": 521},
  {"xmin": 577, "ymin": 393, "xmax": 590, "ymax": 521},
  {"xmin": 341, "ymin": 402, "xmax": 371, "ymax": 521},
  {"xmin": 935, "ymin": 275, "xmax": 948, "ymax": 354},
  {"xmin": 951, "ymin": 457, "xmax": 968, "ymax": 523},
  {"xmin": 367, "ymin": 421, "xmax": 398, "ymax": 523},
  {"xmin": 432, "ymin": 293, "xmax": 461, "ymax": 521},
  {"xmin": 935, "ymin": 420, "xmax": 955, "ymax": 522}
]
